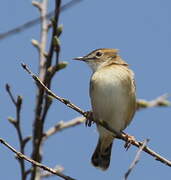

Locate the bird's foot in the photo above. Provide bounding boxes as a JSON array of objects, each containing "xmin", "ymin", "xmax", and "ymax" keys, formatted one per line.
[
  {"xmin": 124, "ymin": 134, "xmax": 136, "ymax": 150},
  {"xmin": 84, "ymin": 111, "xmax": 94, "ymax": 127}
]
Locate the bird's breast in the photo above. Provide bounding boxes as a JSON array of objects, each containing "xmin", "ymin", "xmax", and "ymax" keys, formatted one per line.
[{"xmin": 90, "ymin": 66, "xmax": 136, "ymax": 132}]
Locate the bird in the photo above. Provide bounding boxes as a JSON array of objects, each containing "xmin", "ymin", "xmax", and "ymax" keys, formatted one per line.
[{"xmin": 73, "ymin": 48, "xmax": 136, "ymax": 170}]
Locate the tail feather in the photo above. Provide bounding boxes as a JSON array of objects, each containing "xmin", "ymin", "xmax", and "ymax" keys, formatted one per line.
[{"xmin": 91, "ymin": 138, "xmax": 113, "ymax": 170}]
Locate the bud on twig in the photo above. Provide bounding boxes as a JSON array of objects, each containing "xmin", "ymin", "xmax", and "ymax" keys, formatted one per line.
[
  {"xmin": 17, "ymin": 96, "xmax": 23, "ymax": 108},
  {"xmin": 56, "ymin": 25, "xmax": 63, "ymax": 37},
  {"xmin": 8, "ymin": 117, "xmax": 17, "ymax": 126},
  {"xmin": 53, "ymin": 36, "xmax": 60, "ymax": 52}
]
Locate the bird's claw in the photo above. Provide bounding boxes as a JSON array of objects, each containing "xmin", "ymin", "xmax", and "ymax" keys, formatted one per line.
[
  {"xmin": 124, "ymin": 134, "xmax": 136, "ymax": 150},
  {"xmin": 85, "ymin": 111, "xmax": 94, "ymax": 127}
]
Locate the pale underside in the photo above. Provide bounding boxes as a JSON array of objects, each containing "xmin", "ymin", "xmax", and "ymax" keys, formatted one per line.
[{"xmin": 90, "ymin": 65, "xmax": 136, "ymax": 142}]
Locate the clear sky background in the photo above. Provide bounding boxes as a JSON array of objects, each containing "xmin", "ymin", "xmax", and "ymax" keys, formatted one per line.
[{"xmin": 0, "ymin": 0, "xmax": 171, "ymax": 179}]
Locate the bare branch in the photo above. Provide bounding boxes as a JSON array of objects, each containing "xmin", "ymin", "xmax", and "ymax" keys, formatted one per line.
[
  {"xmin": 40, "ymin": 0, "xmax": 63, "ymax": 132},
  {"xmin": 12, "ymin": 116, "xmax": 84, "ymax": 145},
  {"xmin": 137, "ymin": 94, "xmax": 170, "ymax": 110},
  {"xmin": 5, "ymin": 84, "xmax": 17, "ymax": 105},
  {"xmin": 31, "ymin": 1, "xmax": 49, "ymax": 179},
  {"xmin": 21, "ymin": 63, "xmax": 171, "ymax": 168},
  {"xmin": 21, "ymin": 63, "xmax": 85, "ymax": 116},
  {"xmin": 40, "ymin": 165, "xmax": 64, "ymax": 178},
  {"xmin": 0, "ymin": 138, "xmax": 76, "ymax": 180},
  {"xmin": 0, "ymin": 0, "xmax": 82, "ymax": 41},
  {"xmin": 5, "ymin": 84, "xmax": 26, "ymax": 180},
  {"xmin": 43, "ymin": 116, "xmax": 85, "ymax": 141},
  {"xmin": 124, "ymin": 139, "xmax": 149, "ymax": 180},
  {"xmin": 46, "ymin": 0, "xmax": 61, "ymax": 67}
]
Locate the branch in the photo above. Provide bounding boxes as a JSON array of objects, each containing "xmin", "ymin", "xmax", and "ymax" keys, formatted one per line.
[
  {"xmin": 40, "ymin": 0, "xmax": 63, "ymax": 130},
  {"xmin": 21, "ymin": 63, "xmax": 85, "ymax": 115},
  {"xmin": 5, "ymin": 84, "xmax": 26, "ymax": 180},
  {"xmin": 38, "ymin": 0, "xmax": 48, "ymax": 80},
  {"xmin": 137, "ymin": 94, "xmax": 170, "ymax": 110},
  {"xmin": 46, "ymin": 0, "xmax": 61, "ymax": 67},
  {"xmin": 31, "ymin": 1, "xmax": 49, "ymax": 179},
  {"xmin": 124, "ymin": 139, "xmax": 149, "ymax": 180},
  {"xmin": 0, "ymin": 138, "xmax": 76, "ymax": 180},
  {"xmin": 0, "ymin": 0, "xmax": 82, "ymax": 41},
  {"xmin": 40, "ymin": 165, "xmax": 64, "ymax": 178},
  {"xmin": 43, "ymin": 116, "xmax": 85, "ymax": 141},
  {"xmin": 31, "ymin": 1, "xmax": 67, "ymax": 179},
  {"xmin": 21, "ymin": 63, "xmax": 171, "ymax": 168},
  {"xmin": 16, "ymin": 116, "xmax": 85, "ymax": 145}
]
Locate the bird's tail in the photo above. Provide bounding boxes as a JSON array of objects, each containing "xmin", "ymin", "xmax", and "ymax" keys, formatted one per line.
[{"xmin": 91, "ymin": 137, "xmax": 113, "ymax": 170}]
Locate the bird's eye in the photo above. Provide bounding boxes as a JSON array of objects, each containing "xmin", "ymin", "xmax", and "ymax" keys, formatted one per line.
[{"xmin": 95, "ymin": 51, "xmax": 103, "ymax": 57}]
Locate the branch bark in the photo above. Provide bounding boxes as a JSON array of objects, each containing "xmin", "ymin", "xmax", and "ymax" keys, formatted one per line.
[
  {"xmin": 31, "ymin": 1, "xmax": 49, "ymax": 179},
  {"xmin": 0, "ymin": 138, "xmax": 76, "ymax": 180}
]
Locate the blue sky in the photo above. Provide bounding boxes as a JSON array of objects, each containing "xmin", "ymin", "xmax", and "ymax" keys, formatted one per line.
[{"xmin": 0, "ymin": 0, "xmax": 171, "ymax": 179}]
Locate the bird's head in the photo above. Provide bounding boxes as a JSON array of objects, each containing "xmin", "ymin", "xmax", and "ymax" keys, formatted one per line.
[{"xmin": 73, "ymin": 48, "xmax": 127, "ymax": 72}]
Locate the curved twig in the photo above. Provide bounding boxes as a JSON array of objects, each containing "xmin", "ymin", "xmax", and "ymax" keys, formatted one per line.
[{"xmin": 124, "ymin": 139, "xmax": 149, "ymax": 180}]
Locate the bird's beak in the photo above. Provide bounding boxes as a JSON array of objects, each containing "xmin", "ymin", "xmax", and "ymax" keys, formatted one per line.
[
  {"xmin": 73, "ymin": 56, "xmax": 85, "ymax": 61},
  {"xmin": 73, "ymin": 56, "xmax": 93, "ymax": 61}
]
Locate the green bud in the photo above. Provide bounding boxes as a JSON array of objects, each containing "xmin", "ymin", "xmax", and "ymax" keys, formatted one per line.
[
  {"xmin": 57, "ymin": 25, "xmax": 63, "ymax": 37},
  {"xmin": 8, "ymin": 117, "xmax": 17, "ymax": 125},
  {"xmin": 57, "ymin": 61, "xmax": 68, "ymax": 70}
]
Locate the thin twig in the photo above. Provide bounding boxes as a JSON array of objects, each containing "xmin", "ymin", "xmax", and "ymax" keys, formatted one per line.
[
  {"xmin": 40, "ymin": 0, "xmax": 62, "ymax": 129},
  {"xmin": 0, "ymin": 138, "xmax": 76, "ymax": 180},
  {"xmin": 124, "ymin": 139, "xmax": 149, "ymax": 180},
  {"xmin": 17, "ymin": 116, "xmax": 85, "ymax": 143},
  {"xmin": 43, "ymin": 116, "xmax": 85, "ymax": 141},
  {"xmin": 5, "ymin": 84, "xmax": 26, "ymax": 180},
  {"xmin": 21, "ymin": 63, "xmax": 171, "ymax": 168},
  {"xmin": 46, "ymin": 0, "xmax": 61, "ymax": 66},
  {"xmin": 0, "ymin": 0, "xmax": 82, "ymax": 41},
  {"xmin": 40, "ymin": 165, "xmax": 64, "ymax": 178},
  {"xmin": 5, "ymin": 84, "xmax": 17, "ymax": 105},
  {"xmin": 21, "ymin": 63, "xmax": 85, "ymax": 116},
  {"xmin": 137, "ymin": 94, "xmax": 170, "ymax": 110}
]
